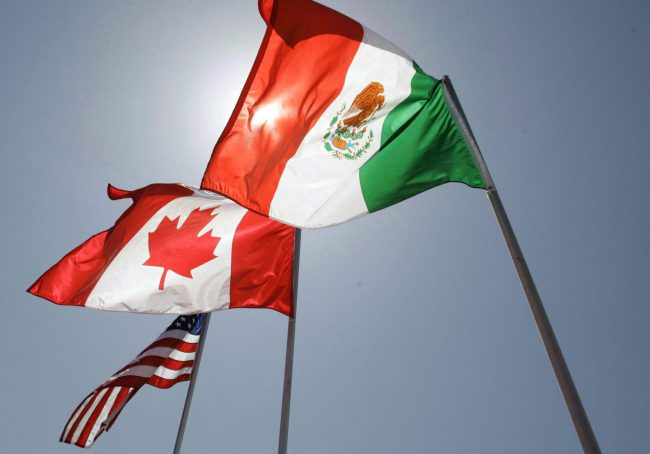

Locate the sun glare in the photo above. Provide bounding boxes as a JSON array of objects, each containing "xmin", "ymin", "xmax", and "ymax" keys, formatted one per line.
[{"xmin": 250, "ymin": 102, "xmax": 283, "ymax": 128}]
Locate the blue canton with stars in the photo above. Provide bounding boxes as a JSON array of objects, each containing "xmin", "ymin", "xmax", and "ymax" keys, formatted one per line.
[{"xmin": 165, "ymin": 314, "xmax": 205, "ymax": 335}]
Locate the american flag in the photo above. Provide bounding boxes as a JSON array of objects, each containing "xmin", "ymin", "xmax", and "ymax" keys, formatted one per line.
[{"xmin": 60, "ymin": 314, "xmax": 206, "ymax": 448}]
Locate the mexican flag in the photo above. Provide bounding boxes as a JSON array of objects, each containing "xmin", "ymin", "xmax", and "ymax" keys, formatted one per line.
[
  {"xmin": 201, "ymin": 0, "xmax": 486, "ymax": 228},
  {"xmin": 28, "ymin": 184, "xmax": 295, "ymax": 316}
]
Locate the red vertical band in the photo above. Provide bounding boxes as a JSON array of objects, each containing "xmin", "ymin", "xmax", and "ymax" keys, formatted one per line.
[
  {"xmin": 230, "ymin": 211, "xmax": 295, "ymax": 317},
  {"xmin": 27, "ymin": 184, "xmax": 193, "ymax": 307}
]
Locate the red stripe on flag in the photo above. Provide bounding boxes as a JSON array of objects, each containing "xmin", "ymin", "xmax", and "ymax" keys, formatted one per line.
[
  {"xmin": 59, "ymin": 393, "xmax": 92, "ymax": 442},
  {"xmin": 230, "ymin": 210, "xmax": 295, "ymax": 316},
  {"xmin": 60, "ymin": 394, "xmax": 91, "ymax": 442},
  {"xmin": 30, "ymin": 231, "xmax": 110, "ymax": 307},
  {"xmin": 63, "ymin": 391, "xmax": 99, "ymax": 444},
  {"xmin": 103, "ymin": 388, "xmax": 132, "ymax": 433},
  {"xmin": 28, "ymin": 184, "xmax": 193, "ymax": 307},
  {"xmin": 201, "ymin": 0, "xmax": 363, "ymax": 215},
  {"xmin": 142, "ymin": 337, "xmax": 198, "ymax": 353},
  {"xmin": 118, "ymin": 355, "xmax": 194, "ymax": 372},
  {"xmin": 159, "ymin": 356, "xmax": 195, "ymax": 371},
  {"xmin": 76, "ymin": 388, "xmax": 113, "ymax": 448},
  {"xmin": 147, "ymin": 373, "xmax": 192, "ymax": 389},
  {"xmin": 104, "ymin": 376, "xmax": 151, "ymax": 389},
  {"xmin": 113, "ymin": 356, "xmax": 165, "ymax": 376}
]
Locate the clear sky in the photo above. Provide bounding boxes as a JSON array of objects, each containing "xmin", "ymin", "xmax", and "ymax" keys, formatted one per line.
[{"xmin": 2, "ymin": 1, "xmax": 649, "ymax": 453}]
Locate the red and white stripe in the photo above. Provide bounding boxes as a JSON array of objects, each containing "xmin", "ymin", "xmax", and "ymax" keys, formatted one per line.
[{"xmin": 60, "ymin": 327, "xmax": 199, "ymax": 448}]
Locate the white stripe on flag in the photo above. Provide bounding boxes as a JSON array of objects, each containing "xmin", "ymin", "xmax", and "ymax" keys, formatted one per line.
[
  {"xmin": 110, "ymin": 364, "xmax": 193, "ymax": 381},
  {"xmin": 62, "ymin": 394, "xmax": 93, "ymax": 442},
  {"xmin": 71, "ymin": 388, "xmax": 109, "ymax": 444},
  {"xmin": 153, "ymin": 330, "xmax": 201, "ymax": 344},
  {"xmin": 134, "ymin": 346, "xmax": 196, "ymax": 362},
  {"xmin": 84, "ymin": 387, "xmax": 122, "ymax": 448},
  {"xmin": 153, "ymin": 365, "xmax": 194, "ymax": 381}
]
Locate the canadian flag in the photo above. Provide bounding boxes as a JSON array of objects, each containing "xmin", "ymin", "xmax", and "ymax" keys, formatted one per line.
[{"xmin": 28, "ymin": 183, "xmax": 295, "ymax": 316}]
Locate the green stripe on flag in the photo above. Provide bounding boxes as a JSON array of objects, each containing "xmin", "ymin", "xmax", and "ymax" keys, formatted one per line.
[{"xmin": 359, "ymin": 65, "xmax": 486, "ymax": 212}]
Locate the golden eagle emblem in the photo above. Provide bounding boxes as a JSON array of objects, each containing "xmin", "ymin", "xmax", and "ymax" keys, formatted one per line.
[{"xmin": 322, "ymin": 82, "xmax": 384, "ymax": 160}]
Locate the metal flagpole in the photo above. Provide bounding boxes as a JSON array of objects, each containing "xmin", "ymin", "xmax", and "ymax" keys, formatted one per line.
[
  {"xmin": 442, "ymin": 76, "xmax": 601, "ymax": 454},
  {"xmin": 173, "ymin": 312, "xmax": 212, "ymax": 454},
  {"xmin": 278, "ymin": 228, "xmax": 302, "ymax": 454}
]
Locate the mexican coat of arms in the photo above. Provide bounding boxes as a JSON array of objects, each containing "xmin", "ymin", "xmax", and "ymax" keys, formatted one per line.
[{"xmin": 322, "ymin": 82, "xmax": 385, "ymax": 160}]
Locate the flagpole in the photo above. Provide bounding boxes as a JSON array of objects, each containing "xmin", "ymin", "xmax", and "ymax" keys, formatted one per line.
[
  {"xmin": 278, "ymin": 228, "xmax": 302, "ymax": 454},
  {"xmin": 173, "ymin": 312, "xmax": 212, "ymax": 454},
  {"xmin": 442, "ymin": 76, "xmax": 601, "ymax": 453}
]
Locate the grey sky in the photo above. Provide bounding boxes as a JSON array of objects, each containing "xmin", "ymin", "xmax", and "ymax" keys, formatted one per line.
[{"xmin": 2, "ymin": 0, "xmax": 649, "ymax": 452}]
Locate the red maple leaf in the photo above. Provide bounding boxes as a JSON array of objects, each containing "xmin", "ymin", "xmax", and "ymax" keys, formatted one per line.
[{"xmin": 144, "ymin": 207, "xmax": 221, "ymax": 290}]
